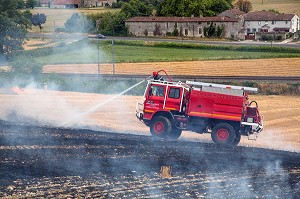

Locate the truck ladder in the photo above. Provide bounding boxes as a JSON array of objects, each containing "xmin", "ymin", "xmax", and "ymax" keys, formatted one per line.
[{"xmin": 186, "ymin": 81, "xmax": 258, "ymax": 93}]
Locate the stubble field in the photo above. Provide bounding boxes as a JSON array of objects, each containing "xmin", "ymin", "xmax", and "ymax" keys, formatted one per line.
[
  {"xmin": 1, "ymin": 89, "xmax": 299, "ymax": 152},
  {"xmin": 28, "ymin": 7, "xmax": 119, "ymax": 32},
  {"xmin": 43, "ymin": 58, "xmax": 300, "ymax": 77}
]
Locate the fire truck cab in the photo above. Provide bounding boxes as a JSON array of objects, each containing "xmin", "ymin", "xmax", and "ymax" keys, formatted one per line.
[{"xmin": 136, "ymin": 71, "xmax": 263, "ymax": 146}]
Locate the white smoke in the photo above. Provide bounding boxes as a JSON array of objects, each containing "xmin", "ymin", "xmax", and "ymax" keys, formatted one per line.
[{"xmin": 0, "ymin": 83, "xmax": 84, "ymax": 127}]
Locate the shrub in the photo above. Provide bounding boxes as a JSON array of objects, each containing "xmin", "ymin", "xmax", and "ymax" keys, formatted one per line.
[
  {"xmin": 144, "ymin": 29, "xmax": 148, "ymax": 36},
  {"xmin": 261, "ymin": 35, "xmax": 274, "ymax": 41},
  {"xmin": 153, "ymin": 24, "xmax": 162, "ymax": 36},
  {"xmin": 276, "ymin": 35, "xmax": 283, "ymax": 40}
]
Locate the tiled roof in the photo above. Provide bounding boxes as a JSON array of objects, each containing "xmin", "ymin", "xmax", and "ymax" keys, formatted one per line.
[
  {"xmin": 273, "ymin": 27, "xmax": 290, "ymax": 31},
  {"xmin": 126, "ymin": 16, "xmax": 239, "ymax": 23},
  {"xmin": 52, "ymin": 0, "xmax": 81, "ymax": 5},
  {"xmin": 244, "ymin": 11, "xmax": 295, "ymax": 21},
  {"xmin": 230, "ymin": 8, "xmax": 245, "ymax": 15},
  {"xmin": 218, "ymin": 8, "xmax": 245, "ymax": 18}
]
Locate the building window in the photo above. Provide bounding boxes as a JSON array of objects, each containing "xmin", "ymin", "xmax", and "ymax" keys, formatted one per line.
[
  {"xmin": 198, "ymin": 27, "xmax": 203, "ymax": 34},
  {"xmin": 252, "ymin": 28, "xmax": 256, "ymax": 33},
  {"xmin": 247, "ymin": 28, "xmax": 251, "ymax": 33},
  {"xmin": 198, "ymin": 22, "xmax": 202, "ymax": 24},
  {"xmin": 184, "ymin": 29, "xmax": 188, "ymax": 35},
  {"xmin": 169, "ymin": 88, "xmax": 180, "ymax": 99},
  {"xmin": 207, "ymin": 22, "xmax": 210, "ymax": 25},
  {"xmin": 286, "ymin": 21, "xmax": 288, "ymax": 24},
  {"xmin": 272, "ymin": 21, "xmax": 275, "ymax": 25}
]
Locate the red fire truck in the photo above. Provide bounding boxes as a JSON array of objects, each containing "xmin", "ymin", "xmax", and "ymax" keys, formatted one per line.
[{"xmin": 136, "ymin": 70, "xmax": 263, "ymax": 145}]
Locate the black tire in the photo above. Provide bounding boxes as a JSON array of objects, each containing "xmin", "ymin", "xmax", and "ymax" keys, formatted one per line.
[
  {"xmin": 211, "ymin": 123, "xmax": 236, "ymax": 145},
  {"xmin": 150, "ymin": 116, "xmax": 172, "ymax": 138},
  {"xmin": 232, "ymin": 131, "xmax": 241, "ymax": 146},
  {"xmin": 169, "ymin": 127, "xmax": 182, "ymax": 140}
]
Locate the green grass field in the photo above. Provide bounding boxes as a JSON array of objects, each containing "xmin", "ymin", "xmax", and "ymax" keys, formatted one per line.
[{"xmin": 30, "ymin": 40, "xmax": 300, "ymax": 64}]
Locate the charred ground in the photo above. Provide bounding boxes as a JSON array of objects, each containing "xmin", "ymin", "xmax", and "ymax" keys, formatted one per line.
[{"xmin": 0, "ymin": 121, "xmax": 299, "ymax": 198}]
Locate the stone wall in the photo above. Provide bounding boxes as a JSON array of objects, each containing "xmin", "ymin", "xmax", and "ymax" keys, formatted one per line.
[{"xmin": 126, "ymin": 20, "xmax": 242, "ymax": 39}]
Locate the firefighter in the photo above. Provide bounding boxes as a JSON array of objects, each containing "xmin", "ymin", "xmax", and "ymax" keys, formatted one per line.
[{"xmin": 153, "ymin": 71, "xmax": 164, "ymax": 81}]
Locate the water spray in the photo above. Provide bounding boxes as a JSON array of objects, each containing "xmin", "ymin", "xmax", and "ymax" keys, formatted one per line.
[{"xmin": 61, "ymin": 79, "xmax": 146, "ymax": 127}]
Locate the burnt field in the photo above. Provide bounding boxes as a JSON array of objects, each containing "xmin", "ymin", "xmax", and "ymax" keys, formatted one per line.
[{"xmin": 0, "ymin": 122, "xmax": 300, "ymax": 198}]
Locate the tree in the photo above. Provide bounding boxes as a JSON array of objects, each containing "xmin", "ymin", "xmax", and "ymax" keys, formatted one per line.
[
  {"xmin": 87, "ymin": 11, "xmax": 128, "ymax": 36},
  {"xmin": 210, "ymin": 0, "xmax": 231, "ymax": 14},
  {"xmin": 31, "ymin": 13, "xmax": 47, "ymax": 32},
  {"xmin": 121, "ymin": 0, "xmax": 153, "ymax": 18},
  {"xmin": 64, "ymin": 13, "xmax": 83, "ymax": 32},
  {"xmin": 26, "ymin": 0, "xmax": 37, "ymax": 9},
  {"xmin": 16, "ymin": 0, "xmax": 25, "ymax": 9},
  {"xmin": 157, "ymin": 0, "xmax": 234, "ymax": 17},
  {"xmin": 65, "ymin": 13, "xmax": 93, "ymax": 33},
  {"xmin": 268, "ymin": 9, "xmax": 280, "ymax": 14},
  {"xmin": 235, "ymin": 0, "xmax": 253, "ymax": 13},
  {"xmin": 0, "ymin": 0, "xmax": 32, "ymax": 55}
]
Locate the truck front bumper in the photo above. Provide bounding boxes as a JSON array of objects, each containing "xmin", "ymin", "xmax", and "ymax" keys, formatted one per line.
[
  {"xmin": 241, "ymin": 122, "xmax": 263, "ymax": 133},
  {"xmin": 136, "ymin": 101, "xmax": 144, "ymax": 120}
]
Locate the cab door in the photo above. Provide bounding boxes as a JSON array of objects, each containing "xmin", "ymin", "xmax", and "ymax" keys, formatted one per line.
[
  {"xmin": 165, "ymin": 86, "xmax": 183, "ymax": 112},
  {"xmin": 143, "ymin": 84, "xmax": 166, "ymax": 119}
]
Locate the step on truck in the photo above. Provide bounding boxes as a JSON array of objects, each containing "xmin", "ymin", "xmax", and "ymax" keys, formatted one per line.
[{"xmin": 136, "ymin": 70, "xmax": 263, "ymax": 146}]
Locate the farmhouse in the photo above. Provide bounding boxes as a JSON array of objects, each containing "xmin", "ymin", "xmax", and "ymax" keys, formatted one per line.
[
  {"xmin": 125, "ymin": 16, "xmax": 242, "ymax": 39},
  {"xmin": 243, "ymin": 11, "xmax": 300, "ymax": 40}
]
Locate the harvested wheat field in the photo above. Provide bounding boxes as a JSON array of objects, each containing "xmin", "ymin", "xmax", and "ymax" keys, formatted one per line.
[
  {"xmin": 43, "ymin": 58, "xmax": 300, "ymax": 77},
  {"xmin": 0, "ymin": 89, "xmax": 299, "ymax": 152}
]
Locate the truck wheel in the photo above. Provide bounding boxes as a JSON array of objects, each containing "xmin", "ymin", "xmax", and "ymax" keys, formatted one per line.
[
  {"xmin": 232, "ymin": 132, "xmax": 241, "ymax": 146},
  {"xmin": 150, "ymin": 116, "xmax": 172, "ymax": 138},
  {"xmin": 211, "ymin": 123, "xmax": 235, "ymax": 145},
  {"xmin": 169, "ymin": 128, "xmax": 182, "ymax": 140}
]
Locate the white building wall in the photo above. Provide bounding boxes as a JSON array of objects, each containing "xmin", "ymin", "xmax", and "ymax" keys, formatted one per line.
[
  {"xmin": 245, "ymin": 20, "xmax": 289, "ymax": 33},
  {"xmin": 291, "ymin": 15, "xmax": 300, "ymax": 32},
  {"xmin": 245, "ymin": 15, "xmax": 299, "ymax": 34}
]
